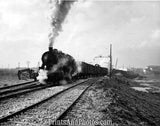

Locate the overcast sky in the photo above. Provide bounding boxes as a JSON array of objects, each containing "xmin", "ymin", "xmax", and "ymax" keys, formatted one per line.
[{"xmin": 0, "ymin": 0, "xmax": 160, "ymax": 68}]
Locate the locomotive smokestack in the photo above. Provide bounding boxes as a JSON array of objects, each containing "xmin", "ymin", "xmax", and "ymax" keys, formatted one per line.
[{"xmin": 49, "ymin": 47, "xmax": 53, "ymax": 52}]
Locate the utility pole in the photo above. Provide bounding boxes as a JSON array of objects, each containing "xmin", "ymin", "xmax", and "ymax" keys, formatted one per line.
[{"xmin": 109, "ymin": 44, "xmax": 112, "ymax": 78}]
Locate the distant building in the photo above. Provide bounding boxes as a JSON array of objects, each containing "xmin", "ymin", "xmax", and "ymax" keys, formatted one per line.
[
  {"xmin": 118, "ymin": 67, "xmax": 128, "ymax": 71},
  {"xmin": 145, "ymin": 65, "xmax": 160, "ymax": 74}
]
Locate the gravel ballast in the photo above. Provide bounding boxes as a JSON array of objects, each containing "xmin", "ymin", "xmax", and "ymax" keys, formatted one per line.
[
  {"xmin": 0, "ymin": 82, "xmax": 90, "ymax": 126},
  {"xmin": 62, "ymin": 77, "xmax": 160, "ymax": 126}
]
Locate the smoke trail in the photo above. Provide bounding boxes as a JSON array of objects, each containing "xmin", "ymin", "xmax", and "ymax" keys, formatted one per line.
[{"xmin": 48, "ymin": 0, "xmax": 76, "ymax": 48}]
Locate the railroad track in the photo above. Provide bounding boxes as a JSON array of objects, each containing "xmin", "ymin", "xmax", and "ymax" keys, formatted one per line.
[
  {"xmin": 0, "ymin": 81, "xmax": 38, "ymax": 94},
  {"xmin": 0, "ymin": 78, "xmax": 99, "ymax": 126},
  {"xmin": 0, "ymin": 81, "xmax": 39, "ymax": 97},
  {"xmin": 51, "ymin": 79, "xmax": 96, "ymax": 126},
  {"xmin": 0, "ymin": 81, "xmax": 52, "ymax": 100},
  {"xmin": 0, "ymin": 81, "xmax": 35, "ymax": 91},
  {"xmin": 0, "ymin": 80, "xmax": 81, "ymax": 100}
]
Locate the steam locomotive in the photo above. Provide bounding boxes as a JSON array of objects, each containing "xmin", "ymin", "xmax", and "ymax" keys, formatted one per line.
[
  {"xmin": 39, "ymin": 47, "xmax": 77, "ymax": 83},
  {"xmin": 39, "ymin": 47, "xmax": 108, "ymax": 83}
]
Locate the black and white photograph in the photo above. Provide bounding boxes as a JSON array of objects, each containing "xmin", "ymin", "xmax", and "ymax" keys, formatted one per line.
[{"xmin": 0, "ymin": 0, "xmax": 160, "ymax": 125}]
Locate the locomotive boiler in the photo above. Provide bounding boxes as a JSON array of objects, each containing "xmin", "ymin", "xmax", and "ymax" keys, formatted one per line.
[{"xmin": 39, "ymin": 47, "xmax": 77, "ymax": 83}]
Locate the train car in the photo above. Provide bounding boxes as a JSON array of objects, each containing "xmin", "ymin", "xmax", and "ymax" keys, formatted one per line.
[{"xmin": 73, "ymin": 62, "xmax": 108, "ymax": 79}]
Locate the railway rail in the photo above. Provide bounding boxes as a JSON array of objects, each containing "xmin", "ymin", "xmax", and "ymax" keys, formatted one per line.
[
  {"xmin": 51, "ymin": 79, "xmax": 96, "ymax": 126},
  {"xmin": 0, "ymin": 81, "xmax": 39, "ymax": 98},
  {"xmin": 0, "ymin": 81, "xmax": 38, "ymax": 95},
  {"xmin": 0, "ymin": 78, "xmax": 99, "ymax": 126},
  {"xmin": 0, "ymin": 80, "xmax": 35, "ymax": 91},
  {"xmin": 0, "ymin": 80, "xmax": 80, "ymax": 100}
]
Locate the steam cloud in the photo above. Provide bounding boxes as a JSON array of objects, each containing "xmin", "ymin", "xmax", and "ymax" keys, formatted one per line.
[
  {"xmin": 37, "ymin": 69, "xmax": 48, "ymax": 84},
  {"xmin": 48, "ymin": 0, "xmax": 76, "ymax": 47}
]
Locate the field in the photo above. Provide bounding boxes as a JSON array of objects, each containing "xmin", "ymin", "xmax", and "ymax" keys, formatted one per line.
[
  {"xmin": 131, "ymin": 73, "xmax": 160, "ymax": 94},
  {"xmin": 0, "ymin": 68, "xmax": 32, "ymax": 88}
]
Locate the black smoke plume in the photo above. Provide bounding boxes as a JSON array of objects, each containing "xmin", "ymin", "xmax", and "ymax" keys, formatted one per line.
[{"xmin": 49, "ymin": 0, "xmax": 76, "ymax": 48}]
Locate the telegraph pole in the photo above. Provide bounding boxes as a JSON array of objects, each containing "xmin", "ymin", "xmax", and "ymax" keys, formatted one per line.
[{"xmin": 109, "ymin": 44, "xmax": 112, "ymax": 78}]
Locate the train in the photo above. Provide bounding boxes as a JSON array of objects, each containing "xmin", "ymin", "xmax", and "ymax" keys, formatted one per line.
[
  {"xmin": 18, "ymin": 47, "xmax": 108, "ymax": 84},
  {"xmin": 39, "ymin": 47, "xmax": 108, "ymax": 83}
]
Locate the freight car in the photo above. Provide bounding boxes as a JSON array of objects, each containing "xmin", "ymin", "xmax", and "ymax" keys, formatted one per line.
[
  {"xmin": 39, "ymin": 47, "xmax": 108, "ymax": 83},
  {"xmin": 73, "ymin": 62, "xmax": 108, "ymax": 79}
]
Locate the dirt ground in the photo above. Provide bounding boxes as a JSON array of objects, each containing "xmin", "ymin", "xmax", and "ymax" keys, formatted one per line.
[
  {"xmin": 64, "ymin": 76, "xmax": 160, "ymax": 126},
  {"xmin": 106, "ymin": 77, "xmax": 160, "ymax": 126}
]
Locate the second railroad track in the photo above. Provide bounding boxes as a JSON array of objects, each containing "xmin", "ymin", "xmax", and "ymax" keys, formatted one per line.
[{"xmin": 0, "ymin": 77, "xmax": 100, "ymax": 126}]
